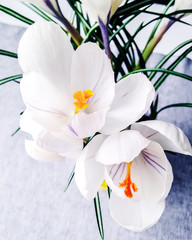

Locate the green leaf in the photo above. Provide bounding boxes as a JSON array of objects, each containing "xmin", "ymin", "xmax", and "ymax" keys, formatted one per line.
[
  {"xmin": 0, "ymin": 4, "xmax": 34, "ymax": 25},
  {"xmin": 11, "ymin": 127, "xmax": 20, "ymax": 137},
  {"xmin": 143, "ymin": 0, "xmax": 175, "ymax": 52},
  {"xmin": 114, "ymin": 0, "xmax": 156, "ymax": 18},
  {"xmin": 107, "ymin": 186, "xmax": 111, "ymax": 199},
  {"xmin": 125, "ymin": 68, "xmax": 192, "ymax": 87},
  {"xmin": 154, "ymin": 46, "xmax": 192, "ymax": 89},
  {"xmin": 64, "ymin": 166, "xmax": 75, "ymax": 192},
  {"xmin": 0, "ymin": 49, "xmax": 17, "ymax": 58},
  {"xmin": 0, "ymin": 74, "xmax": 22, "ymax": 86},
  {"xmin": 94, "ymin": 192, "xmax": 104, "ymax": 240},
  {"xmin": 149, "ymin": 39, "xmax": 192, "ymax": 80},
  {"xmin": 157, "ymin": 103, "xmax": 192, "ymax": 114}
]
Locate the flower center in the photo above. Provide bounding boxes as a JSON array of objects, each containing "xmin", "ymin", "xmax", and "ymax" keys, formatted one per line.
[
  {"xmin": 73, "ymin": 90, "xmax": 93, "ymax": 114},
  {"xmin": 119, "ymin": 161, "xmax": 138, "ymax": 198}
]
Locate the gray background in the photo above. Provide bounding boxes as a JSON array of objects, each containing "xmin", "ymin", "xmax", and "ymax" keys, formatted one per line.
[{"xmin": 0, "ymin": 23, "xmax": 191, "ymax": 240}]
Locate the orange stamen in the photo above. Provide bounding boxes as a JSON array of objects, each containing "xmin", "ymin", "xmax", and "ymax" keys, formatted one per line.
[
  {"xmin": 73, "ymin": 90, "xmax": 93, "ymax": 114},
  {"xmin": 119, "ymin": 161, "xmax": 138, "ymax": 198}
]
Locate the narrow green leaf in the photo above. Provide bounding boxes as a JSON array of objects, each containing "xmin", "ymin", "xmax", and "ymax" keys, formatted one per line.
[
  {"xmin": 154, "ymin": 46, "xmax": 192, "ymax": 89},
  {"xmin": 23, "ymin": 3, "xmax": 56, "ymax": 22},
  {"xmin": 124, "ymin": 68, "xmax": 192, "ymax": 86},
  {"xmin": 0, "ymin": 74, "xmax": 22, "ymax": 86},
  {"xmin": 107, "ymin": 186, "xmax": 111, "ymax": 199},
  {"xmin": 0, "ymin": 4, "xmax": 34, "ymax": 25},
  {"xmin": 11, "ymin": 127, "xmax": 20, "ymax": 136},
  {"xmin": 0, "ymin": 49, "xmax": 17, "ymax": 58},
  {"xmin": 94, "ymin": 192, "xmax": 104, "ymax": 240},
  {"xmin": 149, "ymin": 39, "xmax": 192, "ymax": 80},
  {"xmin": 157, "ymin": 103, "xmax": 192, "ymax": 114},
  {"xmin": 82, "ymin": 23, "xmax": 99, "ymax": 43},
  {"xmin": 64, "ymin": 166, "xmax": 75, "ymax": 192},
  {"xmin": 114, "ymin": 0, "xmax": 156, "ymax": 18},
  {"xmin": 143, "ymin": 0, "xmax": 175, "ymax": 52}
]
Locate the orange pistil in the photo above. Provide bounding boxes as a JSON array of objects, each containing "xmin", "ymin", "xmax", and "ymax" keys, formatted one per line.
[
  {"xmin": 119, "ymin": 161, "xmax": 138, "ymax": 198},
  {"xmin": 73, "ymin": 90, "xmax": 93, "ymax": 114}
]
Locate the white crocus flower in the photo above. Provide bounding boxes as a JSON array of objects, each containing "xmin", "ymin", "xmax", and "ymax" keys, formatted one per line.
[
  {"xmin": 18, "ymin": 21, "xmax": 155, "ymax": 160},
  {"xmin": 75, "ymin": 121, "xmax": 192, "ymax": 231},
  {"xmin": 81, "ymin": 0, "xmax": 123, "ymax": 24},
  {"xmin": 174, "ymin": 0, "xmax": 192, "ymax": 10}
]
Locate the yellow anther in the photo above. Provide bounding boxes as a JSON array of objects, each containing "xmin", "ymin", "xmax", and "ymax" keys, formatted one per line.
[
  {"xmin": 73, "ymin": 90, "xmax": 93, "ymax": 114},
  {"xmin": 100, "ymin": 180, "xmax": 108, "ymax": 190}
]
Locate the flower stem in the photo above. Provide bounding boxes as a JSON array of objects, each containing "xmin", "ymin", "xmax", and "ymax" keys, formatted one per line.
[
  {"xmin": 135, "ymin": 18, "xmax": 176, "ymax": 69},
  {"xmin": 58, "ymin": 14, "xmax": 83, "ymax": 46},
  {"xmin": 44, "ymin": 0, "xmax": 83, "ymax": 46},
  {"xmin": 94, "ymin": 192, "xmax": 104, "ymax": 240},
  {"xmin": 99, "ymin": 17, "xmax": 111, "ymax": 59}
]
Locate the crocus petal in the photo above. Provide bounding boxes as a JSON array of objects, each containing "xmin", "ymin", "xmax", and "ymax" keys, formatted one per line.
[
  {"xmin": 75, "ymin": 134, "xmax": 106, "ymax": 200},
  {"xmin": 25, "ymin": 140, "xmax": 64, "ymax": 162},
  {"xmin": 96, "ymin": 130, "xmax": 150, "ymax": 165},
  {"xmin": 20, "ymin": 71, "xmax": 73, "ymax": 131},
  {"xmin": 18, "ymin": 21, "xmax": 74, "ymax": 93},
  {"xmin": 131, "ymin": 120, "xmax": 192, "ymax": 155},
  {"xmin": 71, "ymin": 43, "xmax": 115, "ymax": 113},
  {"xmin": 174, "ymin": 0, "xmax": 192, "ymax": 10},
  {"xmin": 20, "ymin": 110, "xmax": 44, "ymax": 140},
  {"xmin": 100, "ymin": 73, "xmax": 155, "ymax": 135},
  {"xmin": 81, "ymin": 0, "xmax": 111, "ymax": 24},
  {"xmin": 37, "ymin": 130, "xmax": 83, "ymax": 160},
  {"xmin": 132, "ymin": 141, "xmax": 173, "ymax": 204},
  {"xmin": 110, "ymin": 0, "xmax": 123, "ymax": 17},
  {"xmin": 109, "ymin": 193, "xmax": 165, "ymax": 232},
  {"xmin": 68, "ymin": 110, "xmax": 107, "ymax": 139}
]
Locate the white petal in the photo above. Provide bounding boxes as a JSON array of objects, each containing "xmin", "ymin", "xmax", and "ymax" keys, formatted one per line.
[
  {"xmin": 100, "ymin": 73, "xmax": 155, "ymax": 135},
  {"xmin": 110, "ymin": 0, "xmax": 123, "ymax": 17},
  {"xmin": 20, "ymin": 110, "xmax": 44, "ymax": 140},
  {"xmin": 68, "ymin": 110, "xmax": 107, "ymax": 139},
  {"xmin": 25, "ymin": 140, "xmax": 64, "ymax": 162},
  {"xmin": 37, "ymin": 131, "xmax": 83, "ymax": 160},
  {"xmin": 96, "ymin": 130, "xmax": 150, "ymax": 165},
  {"xmin": 71, "ymin": 43, "xmax": 115, "ymax": 113},
  {"xmin": 18, "ymin": 21, "xmax": 74, "ymax": 93},
  {"xmin": 81, "ymin": 0, "xmax": 111, "ymax": 23},
  {"xmin": 174, "ymin": 0, "xmax": 192, "ymax": 10},
  {"xmin": 20, "ymin": 71, "xmax": 73, "ymax": 131},
  {"xmin": 75, "ymin": 134, "xmax": 106, "ymax": 200},
  {"xmin": 132, "ymin": 141, "xmax": 173, "ymax": 204},
  {"xmin": 109, "ymin": 193, "xmax": 165, "ymax": 232},
  {"xmin": 131, "ymin": 120, "xmax": 192, "ymax": 155}
]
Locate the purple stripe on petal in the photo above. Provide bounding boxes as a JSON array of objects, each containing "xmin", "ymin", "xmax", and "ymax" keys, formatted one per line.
[
  {"xmin": 112, "ymin": 163, "xmax": 123, "ymax": 180},
  {"xmin": 87, "ymin": 57, "xmax": 104, "ymax": 106},
  {"xmin": 27, "ymin": 101, "xmax": 68, "ymax": 117},
  {"xmin": 109, "ymin": 164, "xmax": 116, "ymax": 175},
  {"xmin": 142, "ymin": 151, "xmax": 166, "ymax": 171},
  {"xmin": 144, "ymin": 158, "xmax": 162, "ymax": 175},
  {"xmin": 68, "ymin": 125, "xmax": 78, "ymax": 137},
  {"xmin": 122, "ymin": 91, "xmax": 129, "ymax": 98},
  {"xmin": 120, "ymin": 162, "xmax": 126, "ymax": 178},
  {"xmin": 146, "ymin": 131, "xmax": 158, "ymax": 138},
  {"xmin": 142, "ymin": 149, "xmax": 158, "ymax": 158}
]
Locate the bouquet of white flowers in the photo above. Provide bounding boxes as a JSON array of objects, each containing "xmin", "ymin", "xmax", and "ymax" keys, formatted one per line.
[{"xmin": 0, "ymin": 0, "xmax": 192, "ymax": 239}]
